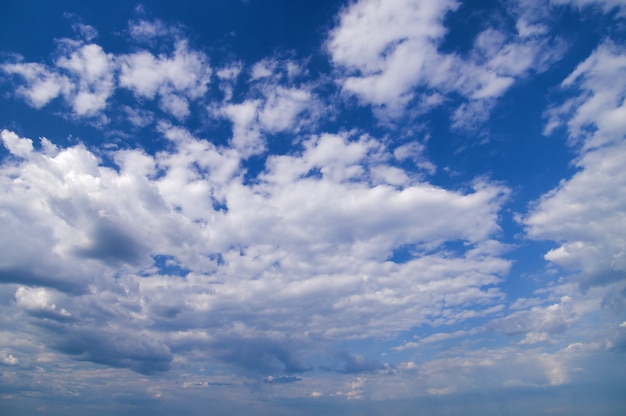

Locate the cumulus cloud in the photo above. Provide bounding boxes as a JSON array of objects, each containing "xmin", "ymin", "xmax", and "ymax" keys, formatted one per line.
[
  {"xmin": 1, "ymin": 3, "xmax": 624, "ymax": 412},
  {"xmin": 2, "ymin": 41, "xmax": 115, "ymax": 118},
  {"xmin": 55, "ymin": 43, "xmax": 116, "ymax": 116},
  {"xmin": 526, "ymin": 142, "xmax": 626, "ymax": 287},
  {"xmin": 213, "ymin": 57, "xmax": 321, "ymax": 156},
  {"xmin": 527, "ymin": 41, "xmax": 626, "ymax": 288},
  {"xmin": 0, "ymin": 126, "xmax": 510, "ymax": 375},
  {"xmin": 327, "ymin": 0, "xmax": 458, "ymax": 113},
  {"xmin": 118, "ymin": 41, "xmax": 211, "ymax": 100},
  {"xmin": 544, "ymin": 41, "xmax": 626, "ymax": 149},
  {"xmin": 1, "ymin": 62, "xmax": 72, "ymax": 109},
  {"xmin": 327, "ymin": 0, "xmax": 564, "ymax": 122},
  {"xmin": 1, "ymin": 27, "xmax": 212, "ymax": 122},
  {"xmin": 15, "ymin": 286, "xmax": 71, "ymax": 319},
  {"xmin": 118, "ymin": 40, "xmax": 211, "ymax": 119},
  {"xmin": 0, "ymin": 129, "xmax": 199, "ymax": 292},
  {"xmin": 0, "ymin": 353, "xmax": 19, "ymax": 366}
]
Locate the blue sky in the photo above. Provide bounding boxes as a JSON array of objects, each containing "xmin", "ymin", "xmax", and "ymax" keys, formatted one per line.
[{"xmin": 1, "ymin": 0, "xmax": 625, "ymax": 414}]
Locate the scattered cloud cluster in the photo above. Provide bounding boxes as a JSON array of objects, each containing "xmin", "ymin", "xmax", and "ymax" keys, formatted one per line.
[
  {"xmin": 0, "ymin": 0, "xmax": 625, "ymax": 414},
  {"xmin": 527, "ymin": 40, "xmax": 626, "ymax": 288},
  {"xmin": 2, "ymin": 41, "xmax": 115, "ymax": 118},
  {"xmin": 0, "ymin": 124, "xmax": 510, "ymax": 376},
  {"xmin": 327, "ymin": 0, "xmax": 564, "ymax": 125}
]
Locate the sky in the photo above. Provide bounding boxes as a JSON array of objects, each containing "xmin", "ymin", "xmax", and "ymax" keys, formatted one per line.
[{"xmin": 0, "ymin": 0, "xmax": 625, "ymax": 415}]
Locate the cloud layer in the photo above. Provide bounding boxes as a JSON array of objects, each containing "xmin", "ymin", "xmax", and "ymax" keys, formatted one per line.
[{"xmin": 1, "ymin": 1, "xmax": 625, "ymax": 414}]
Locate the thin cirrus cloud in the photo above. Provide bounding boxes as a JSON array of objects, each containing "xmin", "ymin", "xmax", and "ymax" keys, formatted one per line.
[{"xmin": 0, "ymin": 1, "xmax": 625, "ymax": 415}]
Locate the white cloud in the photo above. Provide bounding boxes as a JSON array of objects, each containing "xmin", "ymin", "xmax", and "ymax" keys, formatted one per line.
[
  {"xmin": 1, "ymin": 29, "xmax": 217, "ymax": 122},
  {"xmin": 55, "ymin": 43, "xmax": 116, "ymax": 116},
  {"xmin": 1, "ymin": 62, "xmax": 71, "ymax": 108},
  {"xmin": 217, "ymin": 63, "xmax": 243, "ymax": 81},
  {"xmin": 1, "ymin": 4, "xmax": 624, "ymax": 410},
  {"xmin": 545, "ymin": 41, "xmax": 626, "ymax": 150},
  {"xmin": 2, "ymin": 42, "xmax": 115, "ymax": 118},
  {"xmin": 221, "ymin": 99, "xmax": 264, "ymax": 156},
  {"xmin": 216, "ymin": 63, "xmax": 243, "ymax": 101},
  {"xmin": 251, "ymin": 59, "xmax": 276, "ymax": 80},
  {"xmin": 123, "ymin": 105, "xmax": 155, "ymax": 127},
  {"xmin": 327, "ymin": 0, "xmax": 457, "ymax": 113},
  {"xmin": 492, "ymin": 296, "xmax": 577, "ymax": 338},
  {"xmin": 451, "ymin": 99, "xmax": 495, "ymax": 132},
  {"xmin": 393, "ymin": 141, "xmax": 436, "ymax": 175},
  {"xmin": 118, "ymin": 40, "xmax": 211, "ymax": 118},
  {"xmin": 160, "ymin": 94, "xmax": 190, "ymax": 120},
  {"xmin": 1, "ymin": 129, "xmax": 33, "ymax": 158},
  {"xmin": 15, "ymin": 286, "xmax": 58, "ymax": 312},
  {"xmin": 0, "ymin": 127, "xmax": 511, "ymax": 374},
  {"xmin": 528, "ymin": 41, "xmax": 626, "ymax": 288},
  {"xmin": 71, "ymin": 22, "xmax": 99, "ymax": 41},
  {"xmin": 128, "ymin": 19, "xmax": 175, "ymax": 41},
  {"xmin": 395, "ymin": 328, "xmax": 481, "ymax": 350},
  {"xmin": 327, "ymin": 0, "xmax": 564, "ymax": 123},
  {"xmin": 1, "ymin": 353, "xmax": 19, "ymax": 366},
  {"xmin": 214, "ymin": 60, "xmax": 320, "ymax": 156},
  {"xmin": 258, "ymin": 86, "xmax": 311, "ymax": 132},
  {"xmin": 0, "ymin": 129, "xmax": 207, "ymax": 290},
  {"xmin": 525, "ymin": 141, "xmax": 626, "ymax": 287}
]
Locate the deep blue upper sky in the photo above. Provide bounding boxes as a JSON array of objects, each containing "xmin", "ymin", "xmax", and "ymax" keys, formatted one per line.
[{"xmin": 1, "ymin": 1, "xmax": 625, "ymax": 415}]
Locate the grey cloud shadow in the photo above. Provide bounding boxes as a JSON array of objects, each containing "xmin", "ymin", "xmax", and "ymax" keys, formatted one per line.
[
  {"xmin": 0, "ymin": 267, "xmax": 88, "ymax": 294},
  {"xmin": 72, "ymin": 218, "xmax": 149, "ymax": 266},
  {"xmin": 40, "ymin": 323, "xmax": 173, "ymax": 374},
  {"xmin": 212, "ymin": 337, "xmax": 311, "ymax": 375}
]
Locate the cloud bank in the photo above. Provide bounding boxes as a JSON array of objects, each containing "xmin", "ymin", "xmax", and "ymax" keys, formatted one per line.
[{"xmin": 1, "ymin": 1, "xmax": 625, "ymax": 415}]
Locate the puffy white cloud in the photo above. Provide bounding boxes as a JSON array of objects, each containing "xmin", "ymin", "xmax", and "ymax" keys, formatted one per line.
[
  {"xmin": 123, "ymin": 105, "xmax": 155, "ymax": 127},
  {"xmin": 0, "ymin": 127, "xmax": 510, "ymax": 374},
  {"xmin": 251, "ymin": 59, "xmax": 276, "ymax": 80},
  {"xmin": 2, "ymin": 42, "xmax": 115, "ymax": 118},
  {"xmin": 214, "ymin": 58, "xmax": 321, "ymax": 156},
  {"xmin": 1, "ymin": 4, "xmax": 623, "ymax": 410},
  {"xmin": 118, "ymin": 40, "xmax": 211, "ymax": 119},
  {"xmin": 55, "ymin": 43, "xmax": 116, "ymax": 116},
  {"xmin": 220, "ymin": 99, "xmax": 264, "ymax": 156},
  {"xmin": 0, "ymin": 129, "xmax": 33, "ymax": 158},
  {"xmin": 1, "ymin": 28, "xmax": 214, "ymax": 121},
  {"xmin": 1, "ymin": 62, "xmax": 71, "ymax": 108},
  {"xmin": 527, "ymin": 41, "xmax": 626, "ymax": 288},
  {"xmin": 258, "ymin": 86, "xmax": 312, "ymax": 133},
  {"xmin": 544, "ymin": 41, "xmax": 626, "ymax": 150},
  {"xmin": 0, "ymin": 353, "xmax": 19, "ymax": 366},
  {"xmin": 393, "ymin": 141, "xmax": 436, "ymax": 175},
  {"xmin": 216, "ymin": 62, "xmax": 243, "ymax": 101},
  {"xmin": 327, "ymin": 0, "xmax": 564, "ymax": 122},
  {"xmin": 159, "ymin": 93, "xmax": 190, "ymax": 120},
  {"xmin": 327, "ymin": 0, "xmax": 457, "ymax": 113},
  {"xmin": 0, "ymin": 129, "xmax": 204, "ymax": 290},
  {"xmin": 525, "ymin": 141, "xmax": 626, "ymax": 287}
]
